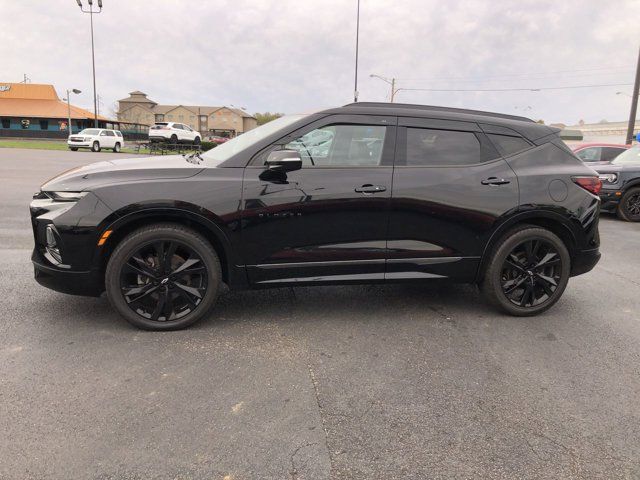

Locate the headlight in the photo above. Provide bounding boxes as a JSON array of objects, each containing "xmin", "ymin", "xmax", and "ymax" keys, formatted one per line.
[
  {"xmin": 598, "ymin": 173, "xmax": 618, "ymax": 183},
  {"xmin": 44, "ymin": 191, "xmax": 89, "ymax": 202}
]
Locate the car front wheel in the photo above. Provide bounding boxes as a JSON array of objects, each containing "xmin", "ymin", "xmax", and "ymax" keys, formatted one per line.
[
  {"xmin": 481, "ymin": 226, "xmax": 570, "ymax": 316},
  {"xmin": 617, "ymin": 187, "xmax": 640, "ymax": 222},
  {"xmin": 105, "ymin": 224, "xmax": 222, "ymax": 330},
  {"xmin": 194, "ymin": 136, "xmax": 201, "ymax": 145},
  {"xmin": 69, "ymin": 147, "xmax": 78, "ymax": 151},
  {"xmin": 92, "ymin": 141, "xmax": 101, "ymax": 152}
]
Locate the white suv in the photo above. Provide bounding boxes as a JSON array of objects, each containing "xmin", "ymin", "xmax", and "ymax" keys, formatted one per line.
[
  {"xmin": 68, "ymin": 128, "xmax": 125, "ymax": 153},
  {"xmin": 148, "ymin": 122, "xmax": 201, "ymax": 145}
]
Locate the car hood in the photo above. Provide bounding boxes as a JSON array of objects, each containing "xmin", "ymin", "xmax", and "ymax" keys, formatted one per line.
[
  {"xmin": 593, "ymin": 163, "xmax": 640, "ymax": 174},
  {"xmin": 41, "ymin": 155, "xmax": 205, "ymax": 192}
]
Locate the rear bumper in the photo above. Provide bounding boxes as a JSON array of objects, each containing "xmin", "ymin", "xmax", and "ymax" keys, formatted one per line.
[
  {"xmin": 570, "ymin": 248, "xmax": 601, "ymax": 277},
  {"xmin": 32, "ymin": 250, "xmax": 103, "ymax": 297}
]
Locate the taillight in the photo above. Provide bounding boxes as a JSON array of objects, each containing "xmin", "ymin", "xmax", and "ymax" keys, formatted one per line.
[{"xmin": 572, "ymin": 176, "xmax": 602, "ymax": 195}]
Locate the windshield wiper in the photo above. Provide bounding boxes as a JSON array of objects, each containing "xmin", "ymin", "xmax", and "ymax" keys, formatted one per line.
[{"xmin": 183, "ymin": 151, "xmax": 203, "ymax": 165}]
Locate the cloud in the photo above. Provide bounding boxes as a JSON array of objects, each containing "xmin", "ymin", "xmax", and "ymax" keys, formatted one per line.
[{"xmin": 0, "ymin": 0, "xmax": 637, "ymax": 124}]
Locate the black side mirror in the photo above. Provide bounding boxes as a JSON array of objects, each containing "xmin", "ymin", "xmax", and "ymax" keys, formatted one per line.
[{"xmin": 265, "ymin": 150, "xmax": 302, "ymax": 172}]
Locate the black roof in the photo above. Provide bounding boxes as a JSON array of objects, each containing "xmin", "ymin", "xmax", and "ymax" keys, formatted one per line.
[{"xmin": 317, "ymin": 102, "xmax": 557, "ymax": 141}]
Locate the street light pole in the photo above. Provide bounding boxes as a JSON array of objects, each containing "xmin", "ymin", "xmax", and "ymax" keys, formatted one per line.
[
  {"xmin": 76, "ymin": 0, "xmax": 102, "ymax": 128},
  {"xmin": 353, "ymin": 0, "xmax": 360, "ymax": 102},
  {"xmin": 370, "ymin": 74, "xmax": 399, "ymax": 102},
  {"xmin": 66, "ymin": 88, "xmax": 82, "ymax": 135},
  {"xmin": 625, "ymin": 46, "xmax": 640, "ymax": 145}
]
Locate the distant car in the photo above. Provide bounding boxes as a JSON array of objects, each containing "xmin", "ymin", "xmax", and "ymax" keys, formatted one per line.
[
  {"xmin": 149, "ymin": 122, "xmax": 201, "ymax": 145},
  {"xmin": 68, "ymin": 128, "xmax": 124, "ymax": 153},
  {"xmin": 594, "ymin": 146, "xmax": 640, "ymax": 221},
  {"xmin": 572, "ymin": 143, "xmax": 629, "ymax": 165},
  {"xmin": 206, "ymin": 135, "xmax": 230, "ymax": 144}
]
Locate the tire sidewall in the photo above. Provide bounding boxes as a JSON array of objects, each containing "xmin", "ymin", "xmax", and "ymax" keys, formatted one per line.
[
  {"xmin": 105, "ymin": 226, "xmax": 221, "ymax": 330},
  {"xmin": 484, "ymin": 227, "xmax": 570, "ymax": 316},
  {"xmin": 618, "ymin": 187, "xmax": 640, "ymax": 222},
  {"xmin": 113, "ymin": 142, "xmax": 121, "ymax": 153},
  {"xmin": 92, "ymin": 141, "xmax": 100, "ymax": 152}
]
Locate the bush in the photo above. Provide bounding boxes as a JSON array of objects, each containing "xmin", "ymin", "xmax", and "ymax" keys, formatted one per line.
[{"xmin": 200, "ymin": 141, "xmax": 217, "ymax": 152}]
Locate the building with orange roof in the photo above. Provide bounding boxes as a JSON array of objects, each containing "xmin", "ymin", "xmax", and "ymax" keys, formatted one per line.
[{"xmin": 0, "ymin": 82, "xmax": 148, "ymax": 139}]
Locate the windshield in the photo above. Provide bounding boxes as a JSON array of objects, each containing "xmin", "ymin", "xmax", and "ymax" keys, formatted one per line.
[
  {"xmin": 202, "ymin": 114, "xmax": 309, "ymax": 166},
  {"xmin": 612, "ymin": 147, "xmax": 640, "ymax": 165},
  {"xmin": 79, "ymin": 129, "xmax": 100, "ymax": 136}
]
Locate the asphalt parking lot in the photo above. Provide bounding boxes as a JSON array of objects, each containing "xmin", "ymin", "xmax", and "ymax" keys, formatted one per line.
[{"xmin": 1, "ymin": 147, "xmax": 639, "ymax": 480}]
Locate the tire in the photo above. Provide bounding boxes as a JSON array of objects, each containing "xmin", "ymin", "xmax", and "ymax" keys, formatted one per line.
[
  {"xmin": 69, "ymin": 147, "xmax": 78, "ymax": 151},
  {"xmin": 170, "ymin": 135, "xmax": 178, "ymax": 146},
  {"xmin": 113, "ymin": 142, "xmax": 121, "ymax": 153},
  {"xmin": 194, "ymin": 136, "xmax": 201, "ymax": 146},
  {"xmin": 480, "ymin": 226, "xmax": 570, "ymax": 316},
  {"xmin": 616, "ymin": 187, "xmax": 640, "ymax": 222},
  {"xmin": 105, "ymin": 224, "xmax": 222, "ymax": 331},
  {"xmin": 92, "ymin": 141, "xmax": 101, "ymax": 152}
]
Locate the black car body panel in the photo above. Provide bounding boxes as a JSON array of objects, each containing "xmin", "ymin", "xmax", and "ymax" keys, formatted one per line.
[{"xmin": 30, "ymin": 103, "xmax": 601, "ymax": 298}]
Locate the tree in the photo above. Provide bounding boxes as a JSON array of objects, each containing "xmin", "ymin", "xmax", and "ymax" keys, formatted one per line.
[{"xmin": 254, "ymin": 112, "xmax": 283, "ymax": 125}]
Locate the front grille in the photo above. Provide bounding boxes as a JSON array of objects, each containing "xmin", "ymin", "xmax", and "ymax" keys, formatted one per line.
[{"xmin": 69, "ymin": 137, "xmax": 84, "ymax": 142}]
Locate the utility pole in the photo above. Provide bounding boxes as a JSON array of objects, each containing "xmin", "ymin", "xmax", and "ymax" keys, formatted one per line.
[
  {"xmin": 66, "ymin": 88, "xmax": 82, "ymax": 135},
  {"xmin": 625, "ymin": 46, "xmax": 640, "ymax": 145},
  {"xmin": 353, "ymin": 0, "xmax": 360, "ymax": 102},
  {"xmin": 390, "ymin": 78, "xmax": 396, "ymax": 102},
  {"xmin": 370, "ymin": 74, "xmax": 399, "ymax": 102}
]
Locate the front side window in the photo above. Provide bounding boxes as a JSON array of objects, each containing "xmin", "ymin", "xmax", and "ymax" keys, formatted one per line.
[
  {"xmin": 601, "ymin": 147, "xmax": 626, "ymax": 162},
  {"xmin": 576, "ymin": 147, "xmax": 601, "ymax": 162},
  {"xmin": 487, "ymin": 134, "xmax": 532, "ymax": 157},
  {"xmin": 284, "ymin": 124, "xmax": 386, "ymax": 167},
  {"xmin": 405, "ymin": 128, "xmax": 480, "ymax": 166}
]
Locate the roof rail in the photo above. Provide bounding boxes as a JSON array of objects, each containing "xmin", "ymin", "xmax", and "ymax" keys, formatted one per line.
[{"xmin": 343, "ymin": 102, "xmax": 534, "ymax": 123}]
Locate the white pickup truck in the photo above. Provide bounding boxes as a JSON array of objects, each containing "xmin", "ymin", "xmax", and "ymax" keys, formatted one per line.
[
  {"xmin": 148, "ymin": 122, "xmax": 201, "ymax": 145},
  {"xmin": 68, "ymin": 128, "xmax": 125, "ymax": 152}
]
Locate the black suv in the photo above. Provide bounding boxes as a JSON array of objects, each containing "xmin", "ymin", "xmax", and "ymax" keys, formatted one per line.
[
  {"xmin": 30, "ymin": 102, "xmax": 601, "ymax": 330},
  {"xmin": 593, "ymin": 146, "xmax": 640, "ymax": 222}
]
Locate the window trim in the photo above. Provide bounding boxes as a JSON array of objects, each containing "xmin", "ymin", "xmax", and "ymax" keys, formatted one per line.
[
  {"xmin": 248, "ymin": 114, "xmax": 398, "ymax": 169},
  {"xmin": 394, "ymin": 125, "xmax": 501, "ymax": 168}
]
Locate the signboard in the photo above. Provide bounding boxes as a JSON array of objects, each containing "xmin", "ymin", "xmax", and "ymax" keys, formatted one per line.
[{"xmin": 0, "ymin": 85, "xmax": 10, "ymax": 92}]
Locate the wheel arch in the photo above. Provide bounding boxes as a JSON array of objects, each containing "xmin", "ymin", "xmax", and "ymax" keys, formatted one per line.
[
  {"xmin": 97, "ymin": 207, "xmax": 244, "ymax": 287},
  {"xmin": 475, "ymin": 210, "xmax": 577, "ymax": 282}
]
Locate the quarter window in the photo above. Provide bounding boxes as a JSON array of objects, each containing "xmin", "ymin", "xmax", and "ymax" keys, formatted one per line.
[
  {"xmin": 284, "ymin": 124, "xmax": 386, "ymax": 167},
  {"xmin": 405, "ymin": 128, "xmax": 480, "ymax": 166},
  {"xmin": 487, "ymin": 134, "xmax": 532, "ymax": 157}
]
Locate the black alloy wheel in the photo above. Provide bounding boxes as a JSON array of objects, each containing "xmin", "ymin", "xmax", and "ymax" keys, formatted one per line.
[
  {"xmin": 500, "ymin": 239, "xmax": 561, "ymax": 308},
  {"xmin": 618, "ymin": 187, "xmax": 640, "ymax": 222},
  {"xmin": 481, "ymin": 226, "xmax": 570, "ymax": 316},
  {"xmin": 106, "ymin": 224, "xmax": 221, "ymax": 330}
]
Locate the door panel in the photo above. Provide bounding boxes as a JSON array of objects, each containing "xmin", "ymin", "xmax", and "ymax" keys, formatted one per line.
[
  {"xmin": 241, "ymin": 116, "xmax": 396, "ymax": 285},
  {"xmin": 387, "ymin": 120, "xmax": 518, "ymax": 281}
]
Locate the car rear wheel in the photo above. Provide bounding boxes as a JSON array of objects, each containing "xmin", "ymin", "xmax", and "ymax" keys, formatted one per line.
[
  {"xmin": 92, "ymin": 141, "xmax": 101, "ymax": 152},
  {"xmin": 617, "ymin": 187, "xmax": 640, "ymax": 222},
  {"xmin": 113, "ymin": 142, "xmax": 121, "ymax": 153},
  {"xmin": 105, "ymin": 224, "xmax": 222, "ymax": 330},
  {"xmin": 481, "ymin": 226, "xmax": 570, "ymax": 316},
  {"xmin": 170, "ymin": 134, "xmax": 178, "ymax": 146}
]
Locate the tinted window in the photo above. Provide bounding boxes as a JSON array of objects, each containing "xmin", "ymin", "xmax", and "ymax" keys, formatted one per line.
[
  {"xmin": 487, "ymin": 134, "xmax": 531, "ymax": 157},
  {"xmin": 105, "ymin": 130, "xmax": 115, "ymax": 136},
  {"xmin": 173, "ymin": 124, "xmax": 183, "ymax": 130},
  {"xmin": 285, "ymin": 124, "xmax": 386, "ymax": 167},
  {"xmin": 405, "ymin": 128, "xmax": 480, "ymax": 166},
  {"xmin": 601, "ymin": 147, "xmax": 625, "ymax": 162},
  {"xmin": 576, "ymin": 147, "xmax": 601, "ymax": 162},
  {"xmin": 115, "ymin": 131, "xmax": 123, "ymax": 137}
]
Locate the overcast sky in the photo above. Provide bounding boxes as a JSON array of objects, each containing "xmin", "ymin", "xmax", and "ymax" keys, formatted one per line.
[{"xmin": 1, "ymin": 0, "xmax": 638, "ymax": 125}]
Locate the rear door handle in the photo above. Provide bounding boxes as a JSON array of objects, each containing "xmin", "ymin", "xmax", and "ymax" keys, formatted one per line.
[
  {"xmin": 355, "ymin": 184, "xmax": 386, "ymax": 193},
  {"xmin": 481, "ymin": 177, "xmax": 510, "ymax": 186}
]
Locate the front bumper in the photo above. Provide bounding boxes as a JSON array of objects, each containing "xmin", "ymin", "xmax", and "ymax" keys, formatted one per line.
[
  {"xmin": 599, "ymin": 188, "xmax": 621, "ymax": 212},
  {"xmin": 32, "ymin": 249, "xmax": 104, "ymax": 297}
]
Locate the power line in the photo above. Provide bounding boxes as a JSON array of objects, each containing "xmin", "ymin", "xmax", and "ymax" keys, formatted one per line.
[{"xmin": 397, "ymin": 83, "xmax": 634, "ymax": 93}]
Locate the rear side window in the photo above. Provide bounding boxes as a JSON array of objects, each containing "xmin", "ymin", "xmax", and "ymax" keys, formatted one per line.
[
  {"xmin": 405, "ymin": 128, "xmax": 480, "ymax": 166},
  {"xmin": 488, "ymin": 134, "xmax": 532, "ymax": 157},
  {"xmin": 105, "ymin": 131, "xmax": 115, "ymax": 136}
]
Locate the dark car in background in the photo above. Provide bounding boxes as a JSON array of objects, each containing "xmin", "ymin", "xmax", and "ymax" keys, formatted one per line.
[
  {"xmin": 572, "ymin": 143, "xmax": 630, "ymax": 165},
  {"xmin": 594, "ymin": 146, "xmax": 640, "ymax": 222},
  {"xmin": 30, "ymin": 102, "xmax": 601, "ymax": 330}
]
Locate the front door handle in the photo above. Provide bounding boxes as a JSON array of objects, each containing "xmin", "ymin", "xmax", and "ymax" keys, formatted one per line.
[
  {"xmin": 355, "ymin": 184, "xmax": 386, "ymax": 193},
  {"xmin": 481, "ymin": 177, "xmax": 511, "ymax": 186}
]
